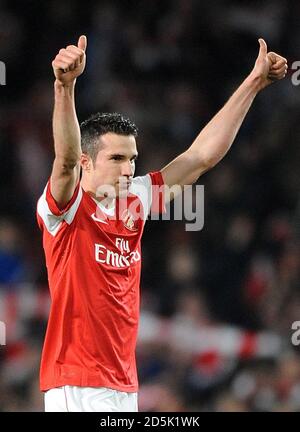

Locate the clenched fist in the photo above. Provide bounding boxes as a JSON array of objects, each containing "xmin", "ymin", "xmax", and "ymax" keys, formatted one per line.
[{"xmin": 52, "ymin": 35, "xmax": 87, "ymax": 86}]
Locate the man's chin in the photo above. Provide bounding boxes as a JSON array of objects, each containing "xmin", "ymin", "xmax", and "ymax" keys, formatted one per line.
[{"xmin": 95, "ymin": 183, "xmax": 130, "ymax": 199}]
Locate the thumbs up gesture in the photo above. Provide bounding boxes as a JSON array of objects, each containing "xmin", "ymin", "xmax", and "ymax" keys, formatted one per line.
[
  {"xmin": 251, "ymin": 38, "xmax": 288, "ymax": 90},
  {"xmin": 52, "ymin": 35, "xmax": 87, "ymax": 86}
]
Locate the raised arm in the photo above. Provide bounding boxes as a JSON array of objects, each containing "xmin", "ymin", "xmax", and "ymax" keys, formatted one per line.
[
  {"xmin": 50, "ymin": 35, "xmax": 87, "ymax": 209},
  {"xmin": 161, "ymin": 39, "xmax": 287, "ymax": 191}
]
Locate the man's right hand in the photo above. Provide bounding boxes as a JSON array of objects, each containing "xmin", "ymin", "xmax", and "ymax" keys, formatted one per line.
[{"xmin": 52, "ymin": 35, "xmax": 87, "ymax": 86}]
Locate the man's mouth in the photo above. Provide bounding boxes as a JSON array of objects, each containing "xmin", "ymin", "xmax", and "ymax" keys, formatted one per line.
[{"xmin": 117, "ymin": 180, "xmax": 132, "ymax": 188}]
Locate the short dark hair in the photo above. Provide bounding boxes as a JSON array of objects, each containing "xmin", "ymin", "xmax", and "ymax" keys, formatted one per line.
[{"xmin": 80, "ymin": 112, "xmax": 138, "ymax": 162}]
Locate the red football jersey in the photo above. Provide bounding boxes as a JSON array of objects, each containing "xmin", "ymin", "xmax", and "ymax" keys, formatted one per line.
[{"xmin": 36, "ymin": 171, "xmax": 164, "ymax": 392}]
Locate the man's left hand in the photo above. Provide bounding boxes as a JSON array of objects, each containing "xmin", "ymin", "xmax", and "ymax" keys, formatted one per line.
[{"xmin": 250, "ymin": 38, "xmax": 288, "ymax": 90}]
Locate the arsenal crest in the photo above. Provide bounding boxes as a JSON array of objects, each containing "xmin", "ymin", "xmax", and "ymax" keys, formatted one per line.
[{"xmin": 121, "ymin": 209, "xmax": 138, "ymax": 231}]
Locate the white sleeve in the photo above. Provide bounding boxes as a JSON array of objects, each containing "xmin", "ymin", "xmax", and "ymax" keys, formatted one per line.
[
  {"xmin": 130, "ymin": 171, "xmax": 165, "ymax": 219},
  {"xmin": 130, "ymin": 174, "xmax": 152, "ymax": 219},
  {"xmin": 37, "ymin": 181, "xmax": 83, "ymax": 236}
]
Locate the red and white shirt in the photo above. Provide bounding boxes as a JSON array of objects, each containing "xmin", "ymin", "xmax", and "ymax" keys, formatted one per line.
[{"xmin": 36, "ymin": 171, "xmax": 164, "ymax": 392}]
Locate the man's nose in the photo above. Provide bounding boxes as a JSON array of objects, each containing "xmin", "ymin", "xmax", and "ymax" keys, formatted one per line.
[{"xmin": 121, "ymin": 161, "xmax": 133, "ymax": 177}]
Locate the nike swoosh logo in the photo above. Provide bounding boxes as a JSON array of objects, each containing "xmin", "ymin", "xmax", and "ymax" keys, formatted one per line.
[{"xmin": 91, "ymin": 213, "xmax": 108, "ymax": 224}]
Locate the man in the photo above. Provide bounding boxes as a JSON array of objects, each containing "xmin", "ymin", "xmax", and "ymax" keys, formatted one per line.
[{"xmin": 36, "ymin": 35, "xmax": 287, "ymax": 412}]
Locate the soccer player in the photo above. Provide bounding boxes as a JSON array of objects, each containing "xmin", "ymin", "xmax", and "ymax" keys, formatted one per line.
[{"xmin": 36, "ymin": 35, "xmax": 287, "ymax": 411}]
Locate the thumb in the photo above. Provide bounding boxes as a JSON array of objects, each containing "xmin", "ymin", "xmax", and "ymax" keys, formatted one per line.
[
  {"xmin": 78, "ymin": 35, "xmax": 87, "ymax": 52},
  {"xmin": 258, "ymin": 38, "xmax": 267, "ymax": 58}
]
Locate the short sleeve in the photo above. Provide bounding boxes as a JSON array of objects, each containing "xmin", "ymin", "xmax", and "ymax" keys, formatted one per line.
[
  {"xmin": 36, "ymin": 179, "xmax": 83, "ymax": 236},
  {"xmin": 130, "ymin": 171, "xmax": 165, "ymax": 219},
  {"xmin": 148, "ymin": 171, "xmax": 165, "ymax": 215}
]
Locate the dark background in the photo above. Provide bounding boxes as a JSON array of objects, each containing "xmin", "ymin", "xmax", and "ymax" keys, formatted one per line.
[{"xmin": 0, "ymin": 0, "xmax": 299, "ymax": 411}]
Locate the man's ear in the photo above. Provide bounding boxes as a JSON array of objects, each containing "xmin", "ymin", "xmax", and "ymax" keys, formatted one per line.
[{"xmin": 80, "ymin": 153, "xmax": 92, "ymax": 171}]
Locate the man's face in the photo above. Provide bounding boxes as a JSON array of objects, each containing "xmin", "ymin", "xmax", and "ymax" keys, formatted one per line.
[{"xmin": 82, "ymin": 132, "xmax": 138, "ymax": 198}]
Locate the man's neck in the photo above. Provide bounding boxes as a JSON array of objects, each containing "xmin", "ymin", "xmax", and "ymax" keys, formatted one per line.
[{"xmin": 80, "ymin": 181, "xmax": 116, "ymax": 209}]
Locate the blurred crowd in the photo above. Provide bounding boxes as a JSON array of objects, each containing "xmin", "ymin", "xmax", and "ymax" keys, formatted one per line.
[{"xmin": 0, "ymin": 0, "xmax": 299, "ymax": 411}]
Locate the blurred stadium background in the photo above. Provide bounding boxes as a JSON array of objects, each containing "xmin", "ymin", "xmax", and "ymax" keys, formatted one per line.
[{"xmin": 0, "ymin": 0, "xmax": 299, "ymax": 412}]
